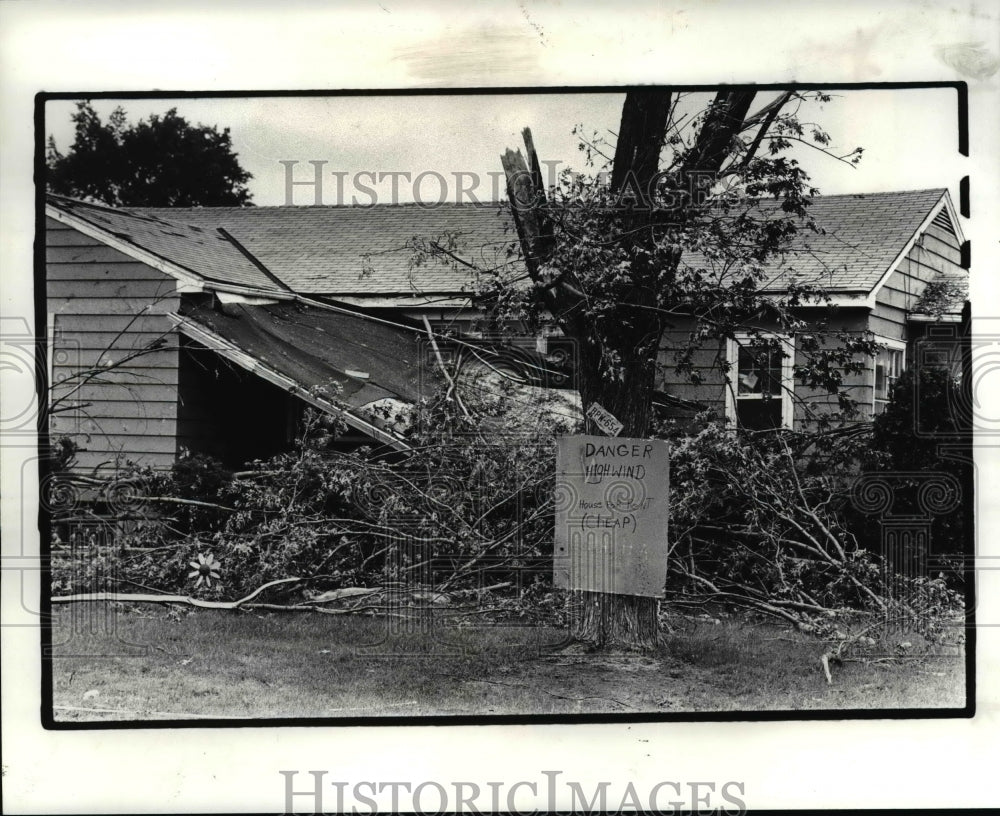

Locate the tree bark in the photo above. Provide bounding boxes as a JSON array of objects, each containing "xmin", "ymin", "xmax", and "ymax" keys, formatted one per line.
[
  {"xmin": 572, "ymin": 351, "xmax": 662, "ymax": 650},
  {"xmin": 573, "ymin": 590, "xmax": 661, "ymax": 650}
]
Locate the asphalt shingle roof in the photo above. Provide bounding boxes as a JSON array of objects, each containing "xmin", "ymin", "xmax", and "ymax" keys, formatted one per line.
[
  {"xmin": 178, "ymin": 300, "xmax": 426, "ymax": 407},
  {"xmin": 134, "ymin": 203, "xmax": 515, "ymax": 296},
  {"xmin": 47, "ymin": 195, "xmax": 291, "ymax": 294},
  {"xmin": 50, "ymin": 188, "xmax": 958, "ymax": 299},
  {"xmin": 750, "ymin": 188, "xmax": 952, "ymax": 292}
]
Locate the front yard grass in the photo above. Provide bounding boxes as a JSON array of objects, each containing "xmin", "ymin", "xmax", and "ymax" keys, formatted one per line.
[{"xmin": 49, "ymin": 603, "xmax": 966, "ymax": 721}]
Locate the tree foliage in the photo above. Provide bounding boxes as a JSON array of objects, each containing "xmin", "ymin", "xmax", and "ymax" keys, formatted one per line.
[
  {"xmin": 467, "ymin": 89, "xmax": 880, "ymax": 648},
  {"xmin": 47, "ymin": 101, "xmax": 253, "ymax": 206},
  {"xmin": 488, "ymin": 90, "xmax": 872, "ymax": 441}
]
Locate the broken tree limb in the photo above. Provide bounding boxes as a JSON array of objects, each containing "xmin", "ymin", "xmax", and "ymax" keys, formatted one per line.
[
  {"xmin": 297, "ymin": 586, "xmax": 381, "ymax": 605},
  {"xmin": 820, "ymin": 652, "xmax": 834, "ymax": 684},
  {"xmin": 420, "ymin": 314, "xmax": 472, "ymax": 419},
  {"xmin": 51, "ymin": 577, "xmax": 302, "ymax": 609},
  {"xmin": 134, "ymin": 496, "xmax": 237, "ymax": 512}
]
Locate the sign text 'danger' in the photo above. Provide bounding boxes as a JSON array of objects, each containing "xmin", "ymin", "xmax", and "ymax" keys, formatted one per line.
[{"xmin": 554, "ymin": 435, "xmax": 669, "ymax": 598}]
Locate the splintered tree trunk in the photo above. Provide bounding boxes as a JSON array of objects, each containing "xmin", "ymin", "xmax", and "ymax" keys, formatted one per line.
[{"xmin": 570, "ymin": 354, "xmax": 664, "ymax": 651}]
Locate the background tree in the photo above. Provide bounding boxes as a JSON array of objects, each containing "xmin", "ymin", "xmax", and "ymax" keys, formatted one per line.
[
  {"xmin": 488, "ymin": 90, "xmax": 871, "ymax": 649},
  {"xmin": 47, "ymin": 101, "xmax": 253, "ymax": 206}
]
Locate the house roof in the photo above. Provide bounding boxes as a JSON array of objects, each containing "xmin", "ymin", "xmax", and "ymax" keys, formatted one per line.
[
  {"xmin": 177, "ymin": 300, "xmax": 426, "ymax": 407},
  {"xmin": 46, "ymin": 194, "xmax": 292, "ymax": 296},
  {"xmin": 750, "ymin": 188, "xmax": 958, "ymax": 294},
  {"xmin": 134, "ymin": 202, "xmax": 514, "ymax": 297},
  {"xmin": 47, "ymin": 188, "xmax": 962, "ymax": 302}
]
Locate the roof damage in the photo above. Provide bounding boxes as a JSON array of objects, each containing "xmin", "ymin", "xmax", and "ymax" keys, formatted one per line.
[{"xmin": 171, "ymin": 300, "xmax": 430, "ymax": 449}]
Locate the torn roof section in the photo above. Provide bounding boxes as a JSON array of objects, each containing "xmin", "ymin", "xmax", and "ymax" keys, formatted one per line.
[
  {"xmin": 172, "ymin": 300, "xmax": 430, "ymax": 449},
  {"xmin": 47, "ymin": 194, "xmax": 293, "ymax": 296}
]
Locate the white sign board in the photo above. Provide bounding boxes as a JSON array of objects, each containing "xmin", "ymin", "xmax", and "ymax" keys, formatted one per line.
[
  {"xmin": 554, "ymin": 435, "xmax": 670, "ymax": 598},
  {"xmin": 585, "ymin": 402, "xmax": 624, "ymax": 437}
]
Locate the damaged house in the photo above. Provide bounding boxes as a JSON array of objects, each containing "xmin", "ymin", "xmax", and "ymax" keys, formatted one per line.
[{"xmin": 44, "ymin": 187, "xmax": 968, "ymax": 474}]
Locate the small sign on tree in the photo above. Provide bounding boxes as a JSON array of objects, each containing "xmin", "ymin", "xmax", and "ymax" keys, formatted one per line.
[
  {"xmin": 554, "ymin": 435, "xmax": 669, "ymax": 598},
  {"xmin": 584, "ymin": 401, "xmax": 624, "ymax": 437}
]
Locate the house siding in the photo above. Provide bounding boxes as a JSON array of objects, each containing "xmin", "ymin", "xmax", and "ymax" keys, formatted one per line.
[
  {"xmin": 795, "ymin": 309, "xmax": 873, "ymax": 425},
  {"xmin": 871, "ymin": 217, "xmax": 965, "ymax": 390},
  {"xmin": 656, "ymin": 309, "xmax": 875, "ymax": 428},
  {"xmin": 654, "ymin": 210, "xmax": 966, "ymax": 430},
  {"xmin": 46, "ymin": 217, "xmax": 180, "ymax": 474},
  {"xmin": 875, "ymin": 222, "xmax": 963, "ymax": 338},
  {"xmin": 657, "ymin": 328, "xmax": 728, "ymax": 415}
]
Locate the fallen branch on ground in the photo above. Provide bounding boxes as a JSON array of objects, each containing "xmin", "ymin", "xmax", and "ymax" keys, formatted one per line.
[{"xmin": 50, "ymin": 578, "xmax": 302, "ymax": 609}]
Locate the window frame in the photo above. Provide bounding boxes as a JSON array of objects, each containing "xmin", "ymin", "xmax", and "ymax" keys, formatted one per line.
[
  {"xmin": 872, "ymin": 336, "xmax": 907, "ymax": 416},
  {"xmin": 725, "ymin": 333, "xmax": 795, "ymax": 430}
]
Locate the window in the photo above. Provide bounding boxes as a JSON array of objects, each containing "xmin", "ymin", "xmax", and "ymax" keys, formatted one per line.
[
  {"xmin": 726, "ymin": 334, "xmax": 794, "ymax": 430},
  {"xmin": 873, "ymin": 341, "xmax": 906, "ymax": 415}
]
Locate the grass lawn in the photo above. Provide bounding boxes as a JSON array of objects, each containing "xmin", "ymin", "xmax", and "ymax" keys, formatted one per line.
[{"xmin": 49, "ymin": 604, "xmax": 967, "ymax": 721}]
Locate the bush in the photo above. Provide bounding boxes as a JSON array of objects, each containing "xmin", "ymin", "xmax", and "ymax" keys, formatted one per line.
[
  {"xmin": 867, "ymin": 366, "xmax": 972, "ymax": 585},
  {"xmin": 664, "ymin": 414, "xmax": 963, "ymax": 638}
]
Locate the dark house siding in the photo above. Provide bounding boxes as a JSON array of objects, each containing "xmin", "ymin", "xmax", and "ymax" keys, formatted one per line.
[
  {"xmin": 794, "ymin": 309, "xmax": 873, "ymax": 426},
  {"xmin": 868, "ymin": 217, "xmax": 965, "ymax": 410},
  {"xmin": 46, "ymin": 217, "xmax": 181, "ymax": 473},
  {"xmin": 657, "ymin": 326, "xmax": 728, "ymax": 415}
]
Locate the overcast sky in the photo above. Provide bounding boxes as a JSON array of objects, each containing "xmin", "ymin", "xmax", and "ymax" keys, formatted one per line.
[{"xmin": 45, "ymin": 88, "xmax": 966, "ymax": 209}]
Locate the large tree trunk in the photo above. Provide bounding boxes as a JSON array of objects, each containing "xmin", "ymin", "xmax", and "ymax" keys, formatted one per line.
[
  {"xmin": 498, "ymin": 89, "xmax": 790, "ymax": 652},
  {"xmin": 572, "ymin": 348, "xmax": 663, "ymax": 650},
  {"xmin": 502, "ymin": 93, "xmax": 705, "ymax": 652}
]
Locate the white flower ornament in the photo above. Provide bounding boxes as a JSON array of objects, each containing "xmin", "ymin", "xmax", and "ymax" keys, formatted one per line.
[{"xmin": 188, "ymin": 552, "xmax": 222, "ymax": 588}]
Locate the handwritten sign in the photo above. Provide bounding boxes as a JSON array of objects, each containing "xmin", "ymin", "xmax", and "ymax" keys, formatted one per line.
[
  {"xmin": 554, "ymin": 435, "xmax": 669, "ymax": 598},
  {"xmin": 585, "ymin": 402, "xmax": 624, "ymax": 437}
]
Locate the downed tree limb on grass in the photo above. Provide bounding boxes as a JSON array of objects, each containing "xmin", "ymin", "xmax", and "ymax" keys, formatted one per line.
[
  {"xmin": 817, "ymin": 614, "xmax": 935, "ymax": 684},
  {"xmin": 820, "ymin": 653, "xmax": 834, "ymax": 684},
  {"xmin": 51, "ymin": 578, "xmax": 302, "ymax": 609},
  {"xmin": 52, "ymin": 580, "xmax": 527, "ymax": 619},
  {"xmin": 297, "ymin": 587, "xmax": 381, "ymax": 605}
]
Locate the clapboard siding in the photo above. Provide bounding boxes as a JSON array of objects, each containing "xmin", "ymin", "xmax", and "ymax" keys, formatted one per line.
[
  {"xmin": 48, "ymin": 279, "xmax": 180, "ymax": 302},
  {"xmin": 54, "ymin": 346, "xmax": 180, "ymax": 370},
  {"xmin": 47, "ymin": 217, "xmax": 180, "ymax": 472},
  {"xmin": 51, "ymin": 415, "xmax": 176, "ymax": 439},
  {"xmin": 51, "ymin": 327, "xmax": 176, "ymax": 344},
  {"xmin": 50, "ymin": 394, "xmax": 177, "ymax": 419},
  {"xmin": 656, "ymin": 310, "xmax": 876, "ymax": 426},
  {"xmin": 658, "ymin": 327, "xmax": 728, "ymax": 416},
  {"xmin": 47, "ymin": 246, "xmax": 183, "ymax": 274},
  {"xmin": 795, "ymin": 313, "xmax": 875, "ymax": 423},
  {"xmin": 876, "ymin": 219, "xmax": 964, "ymax": 319}
]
